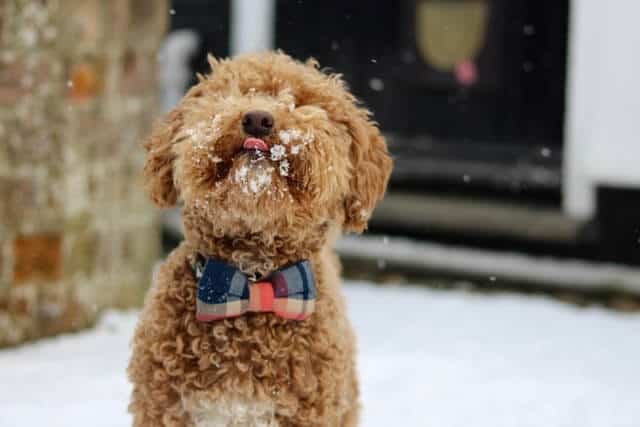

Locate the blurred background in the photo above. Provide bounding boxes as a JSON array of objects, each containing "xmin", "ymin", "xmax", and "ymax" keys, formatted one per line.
[
  {"xmin": 162, "ymin": 0, "xmax": 640, "ymax": 295},
  {"xmin": 1, "ymin": 1, "xmax": 639, "ymax": 426}
]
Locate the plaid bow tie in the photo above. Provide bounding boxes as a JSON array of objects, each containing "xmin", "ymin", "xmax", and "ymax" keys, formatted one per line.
[{"xmin": 193, "ymin": 257, "xmax": 316, "ymax": 321}]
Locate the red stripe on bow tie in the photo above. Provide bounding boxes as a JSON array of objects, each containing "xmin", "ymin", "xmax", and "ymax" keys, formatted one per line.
[{"xmin": 248, "ymin": 282, "xmax": 275, "ymax": 312}]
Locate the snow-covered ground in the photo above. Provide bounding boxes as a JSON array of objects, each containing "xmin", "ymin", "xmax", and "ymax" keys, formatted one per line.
[{"xmin": 1, "ymin": 281, "xmax": 639, "ymax": 427}]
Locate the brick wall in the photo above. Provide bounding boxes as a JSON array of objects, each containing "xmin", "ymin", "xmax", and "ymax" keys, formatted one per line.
[{"xmin": 0, "ymin": 0, "xmax": 167, "ymax": 346}]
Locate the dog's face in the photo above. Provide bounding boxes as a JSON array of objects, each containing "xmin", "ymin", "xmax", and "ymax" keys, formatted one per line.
[{"xmin": 144, "ymin": 52, "xmax": 391, "ymax": 239}]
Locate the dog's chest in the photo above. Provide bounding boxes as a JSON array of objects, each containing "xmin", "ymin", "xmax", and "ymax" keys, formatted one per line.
[
  {"xmin": 182, "ymin": 317, "xmax": 315, "ymax": 425},
  {"xmin": 190, "ymin": 313, "xmax": 316, "ymax": 384}
]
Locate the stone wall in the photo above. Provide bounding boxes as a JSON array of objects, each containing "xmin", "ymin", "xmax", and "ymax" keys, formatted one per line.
[{"xmin": 0, "ymin": 0, "xmax": 167, "ymax": 346}]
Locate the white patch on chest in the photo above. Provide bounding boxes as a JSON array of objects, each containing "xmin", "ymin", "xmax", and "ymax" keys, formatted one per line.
[{"xmin": 187, "ymin": 396, "xmax": 279, "ymax": 427}]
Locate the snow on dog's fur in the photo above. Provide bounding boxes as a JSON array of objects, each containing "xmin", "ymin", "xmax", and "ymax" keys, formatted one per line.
[{"xmin": 128, "ymin": 52, "xmax": 392, "ymax": 427}]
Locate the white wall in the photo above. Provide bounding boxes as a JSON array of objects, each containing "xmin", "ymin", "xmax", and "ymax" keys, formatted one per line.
[{"xmin": 565, "ymin": 0, "xmax": 640, "ymax": 219}]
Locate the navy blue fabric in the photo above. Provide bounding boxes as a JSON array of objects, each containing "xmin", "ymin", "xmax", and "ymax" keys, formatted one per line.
[
  {"xmin": 296, "ymin": 261, "xmax": 315, "ymax": 300},
  {"xmin": 197, "ymin": 259, "xmax": 249, "ymax": 304}
]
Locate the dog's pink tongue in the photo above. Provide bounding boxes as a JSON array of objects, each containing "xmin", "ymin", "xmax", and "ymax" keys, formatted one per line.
[{"xmin": 243, "ymin": 137, "xmax": 269, "ymax": 152}]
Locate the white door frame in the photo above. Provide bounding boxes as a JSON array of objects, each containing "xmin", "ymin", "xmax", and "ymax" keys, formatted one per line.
[
  {"xmin": 230, "ymin": 0, "xmax": 276, "ymax": 55},
  {"xmin": 564, "ymin": 0, "xmax": 640, "ymax": 219}
]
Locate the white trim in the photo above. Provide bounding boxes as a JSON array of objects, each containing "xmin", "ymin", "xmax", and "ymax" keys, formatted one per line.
[
  {"xmin": 563, "ymin": 0, "xmax": 597, "ymax": 219},
  {"xmin": 230, "ymin": 0, "xmax": 276, "ymax": 55},
  {"xmin": 564, "ymin": 1, "xmax": 640, "ymax": 218}
]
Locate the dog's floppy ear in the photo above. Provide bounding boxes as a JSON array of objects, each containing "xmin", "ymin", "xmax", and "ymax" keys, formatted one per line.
[
  {"xmin": 342, "ymin": 108, "xmax": 393, "ymax": 233},
  {"xmin": 143, "ymin": 107, "xmax": 183, "ymax": 208},
  {"xmin": 143, "ymin": 57, "xmax": 222, "ymax": 207}
]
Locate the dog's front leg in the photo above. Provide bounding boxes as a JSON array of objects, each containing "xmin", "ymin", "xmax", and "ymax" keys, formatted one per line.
[
  {"xmin": 128, "ymin": 246, "xmax": 196, "ymax": 426},
  {"xmin": 128, "ymin": 332, "xmax": 191, "ymax": 427}
]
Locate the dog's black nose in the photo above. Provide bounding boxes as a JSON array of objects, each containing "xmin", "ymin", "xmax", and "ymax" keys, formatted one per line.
[{"xmin": 242, "ymin": 110, "xmax": 274, "ymax": 137}]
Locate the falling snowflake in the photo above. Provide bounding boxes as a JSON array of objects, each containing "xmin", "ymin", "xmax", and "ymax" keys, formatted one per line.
[{"xmin": 369, "ymin": 78, "xmax": 384, "ymax": 91}]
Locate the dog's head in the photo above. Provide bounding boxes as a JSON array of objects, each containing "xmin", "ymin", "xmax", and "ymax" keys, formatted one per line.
[{"xmin": 144, "ymin": 52, "xmax": 391, "ymax": 239}]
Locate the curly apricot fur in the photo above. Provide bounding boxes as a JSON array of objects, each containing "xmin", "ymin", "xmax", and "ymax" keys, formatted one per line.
[{"xmin": 129, "ymin": 52, "xmax": 391, "ymax": 426}]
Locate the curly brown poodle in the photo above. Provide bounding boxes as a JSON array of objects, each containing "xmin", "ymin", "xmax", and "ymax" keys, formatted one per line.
[{"xmin": 128, "ymin": 51, "xmax": 392, "ymax": 427}]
